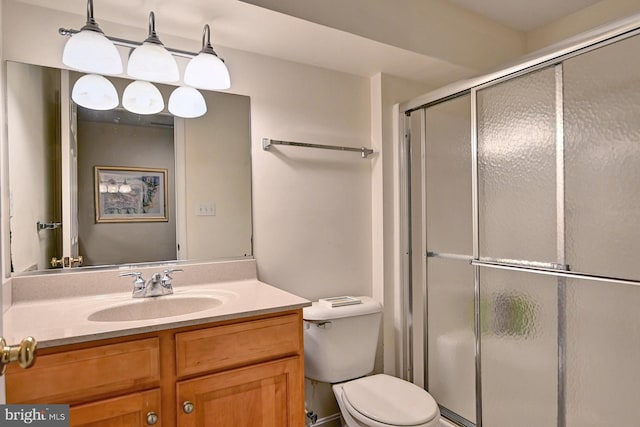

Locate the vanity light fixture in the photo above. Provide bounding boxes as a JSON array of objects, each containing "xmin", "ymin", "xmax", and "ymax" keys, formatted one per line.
[
  {"xmin": 59, "ymin": 0, "xmax": 229, "ymax": 118},
  {"xmin": 184, "ymin": 25, "xmax": 231, "ymax": 90},
  {"xmin": 62, "ymin": 0, "xmax": 123, "ymax": 75},
  {"xmin": 127, "ymin": 12, "xmax": 179, "ymax": 83},
  {"xmin": 100, "ymin": 179, "xmax": 132, "ymax": 194},
  {"xmin": 168, "ymin": 86, "xmax": 207, "ymax": 118}
]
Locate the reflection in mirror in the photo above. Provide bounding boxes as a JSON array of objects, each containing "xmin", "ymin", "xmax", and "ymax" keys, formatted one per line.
[
  {"xmin": 6, "ymin": 61, "xmax": 253, "ymax": 275},
  {"xmin": 78, "ymin": 108, "xmax": 176, "ymax": 266}
]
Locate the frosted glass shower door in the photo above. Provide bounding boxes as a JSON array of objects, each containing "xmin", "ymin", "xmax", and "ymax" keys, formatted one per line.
[
  {"xmin": 424, "ymin": 95, "xmax": 476, "ymax": 423},
  {"xmin": 410, "ymin": 20, "xmax": 640, "ymax": 427},
  {"xmin": 565, "ymin": 278, "xmax": 640, "ymax": 426},
  {"xmin": 480, "ymin": 268, "xmax": 558, "ymax": 427},
  {"xmin": 425, "ymin": 95, "xmax": 472, "ymax": 255},
  {"xmin": 477, "ymin": 67, "xmax": 558, "ymax": 264},
  {"xmin": 476, "ymin": 67, "xmax": 561, "ymax": 427},
  {"xmin": 562, "ymin": 33, "xmax": 640, "ymax": 427},
  {"xmin": 564, "ymin": 35, "xmax": 640, "ymax": 281}
]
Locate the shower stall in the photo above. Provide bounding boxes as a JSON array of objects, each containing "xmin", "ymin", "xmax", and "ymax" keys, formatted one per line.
[{"xmin": 400, "ymin": 15, "xmax": 640, "ymax": 427}]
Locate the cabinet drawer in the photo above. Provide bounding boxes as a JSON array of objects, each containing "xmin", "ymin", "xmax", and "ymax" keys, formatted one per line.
[
  {"xmin": 70, "ymin": 388, "xmax": 161, "ymax": 427},
  {"xmin": 176, "ymin": 313, "xmax": 301, "ymax": 377},
  {"xmin": 7, "ymin": 338, "xmax": 160, "ymax": 404}
]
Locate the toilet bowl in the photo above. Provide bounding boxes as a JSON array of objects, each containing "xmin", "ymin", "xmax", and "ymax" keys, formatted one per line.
[
  {"xmin": 333, "ymin": 374, "xmax": 441, "ymax": 427},
  {"xmin": 303, "ymin": 297, "xmax": 441, "ymax": 427}
]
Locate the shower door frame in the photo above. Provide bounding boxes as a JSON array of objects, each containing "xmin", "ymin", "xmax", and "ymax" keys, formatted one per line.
[{"xmin": 399, "ymin": 13, "xmax": 640, "ymax": 427}]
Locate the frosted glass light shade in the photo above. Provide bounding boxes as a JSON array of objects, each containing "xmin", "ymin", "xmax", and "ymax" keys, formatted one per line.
[
  {"xmin": 127, "ymin": 42, "xmax": 179, "ymax": 83},
  {"xmin": 122, "ymin": 81, "xmax": 164, "ymax": 115},
  {"xmin": 184, "ymin": 53, "xmax": 231, "ymax": 90},
  {"xmin": 118, "ymin": 180, "xmax": 132, "ymax": 193},
  {"xmin": 168, "ymin": 87, "xmax": 207, "ymax": 118},
  {"xmin": 107, "ymin": 181, "xmax": 119, "ymax": 193},
  {"xmin": 71, "ymin": 74, "xmax": 119, "ymax": 110},
  {"xmin": 63, "ymin": 29, "xmax": 123, "ymax": 75}
]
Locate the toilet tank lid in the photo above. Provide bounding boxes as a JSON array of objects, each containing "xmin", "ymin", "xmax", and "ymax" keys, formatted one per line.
[{"xmin": 303, "ymin": 296, "xmax": 382, "ymax": 321}]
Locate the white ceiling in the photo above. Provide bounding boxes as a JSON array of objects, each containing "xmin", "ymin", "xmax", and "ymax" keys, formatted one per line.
[
  {"xmin": 12, "ymin": 0, "xmax": 616, "ymax": 87},
  {"xmin": 447, "ymin": 0, "xmax": 602, "ymax": 31}
]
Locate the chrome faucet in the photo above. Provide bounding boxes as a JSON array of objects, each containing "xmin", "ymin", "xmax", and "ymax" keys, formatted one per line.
[{"xmin": 120, "ymin": 269, "xmax": 183, "ymax": 298}]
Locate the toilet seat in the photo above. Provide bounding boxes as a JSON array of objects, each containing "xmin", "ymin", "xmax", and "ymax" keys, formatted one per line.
[{"xmin": 341, "ymin": 374, "xmax": 439, "ymax": 427}]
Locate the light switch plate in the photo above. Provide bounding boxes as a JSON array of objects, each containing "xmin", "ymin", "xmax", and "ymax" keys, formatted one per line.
[{"xmin": 196, "ymin": 202, "xmax": 216, "ymax": 216}]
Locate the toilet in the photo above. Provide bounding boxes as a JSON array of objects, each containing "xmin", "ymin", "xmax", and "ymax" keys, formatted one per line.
[{"xmin": 303, "ymin": 296, "xmax": 441, "ymax": 427}]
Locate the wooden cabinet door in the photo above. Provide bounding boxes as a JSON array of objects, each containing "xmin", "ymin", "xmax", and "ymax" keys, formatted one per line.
[
  {"xmin": 70, "ymin": 389, "xmax": 161, "ymax": 427},
  {"xmin": 177, "ymin": 357, "xmax": 304, "ymax": 427}
]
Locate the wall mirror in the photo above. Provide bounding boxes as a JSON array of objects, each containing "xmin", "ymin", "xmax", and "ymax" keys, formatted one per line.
[{"xmin": 6, "ymin": 61, "xmax": 253, "ymax": 276}]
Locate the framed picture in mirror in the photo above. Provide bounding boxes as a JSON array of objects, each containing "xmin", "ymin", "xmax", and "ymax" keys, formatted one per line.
[{"xmin": 94, "ymin": 166, "xmax": 168, "ymax": 223}]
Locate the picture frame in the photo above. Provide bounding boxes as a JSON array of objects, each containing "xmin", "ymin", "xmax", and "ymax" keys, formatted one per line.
[{"xmin": 94, "ymin": 166, "xmax": 168, "ymax": 223}]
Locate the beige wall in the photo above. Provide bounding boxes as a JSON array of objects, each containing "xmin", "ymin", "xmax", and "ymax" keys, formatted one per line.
[
  {"xmin": 244, "ymin": 54, "xmax": 372, "ymax": 302},
  {"xmin": 526, "ymin": 0, "xmax": 640, "ymax": 52}
]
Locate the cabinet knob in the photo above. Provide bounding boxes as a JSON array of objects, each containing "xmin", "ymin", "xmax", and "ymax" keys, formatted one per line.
[
  {"xmin": 146, "ymin": 412, "xmax": 158, "ymax": 425},
  {"xmin": 182, "ymin": 401, "xmax": 195, "ymax": 414},
  {"xmin": 0, "ymin": 336, "xmax": 37, "ymax": 375}
]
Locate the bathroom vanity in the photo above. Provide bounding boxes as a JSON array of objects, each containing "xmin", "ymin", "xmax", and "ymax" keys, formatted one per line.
[{"xmin": 3, "ymin": 260, "xmax": 309, "ymax": 426}]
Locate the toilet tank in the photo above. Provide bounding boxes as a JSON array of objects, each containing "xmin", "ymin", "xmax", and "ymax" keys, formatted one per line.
[{"xmin": 303, "ymin": 297, "xmax": 382, "ymax": 383}]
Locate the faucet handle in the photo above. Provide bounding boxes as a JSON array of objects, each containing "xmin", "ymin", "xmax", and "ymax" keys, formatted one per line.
[
  {"xmin": 161, "ymin": 268, "xmax": 183, "ymax": 287},
  {"xmin": 162, "ymin": 268, "xmax": 183, "ymax": 279},
  {"xmin": 120, "ymin": 272, "xmax": 146, "ymax": 297},
  {"xmin": 120, "ymin": 271, "xmax": 144, "ymax": 281}
]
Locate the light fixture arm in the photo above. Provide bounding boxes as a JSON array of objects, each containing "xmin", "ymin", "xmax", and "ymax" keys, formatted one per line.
[
  {"xmin": 81, "ymin": 0, "xmax": 103, "ymax": 33},
  {"xmin": 199, "ymin": 24, "xmax": 224, "ymax": 62},
  {"xmin": 200, "ymin": 24, "xmax": 216, "ymax": 55},
  {"xmin": 144, "ymin": 11, "xmax": 163, "ymax": 45}
]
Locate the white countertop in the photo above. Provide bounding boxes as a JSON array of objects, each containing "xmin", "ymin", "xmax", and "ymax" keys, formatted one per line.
[{"xmin": 4, "ymin": 279, "xmax": 310, "ymax": 349}]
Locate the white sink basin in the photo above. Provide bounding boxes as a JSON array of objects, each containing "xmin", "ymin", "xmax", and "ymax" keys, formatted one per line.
[{"xmin": 88, "ymin": 295, "xmax": 223, "ymax": 322}]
